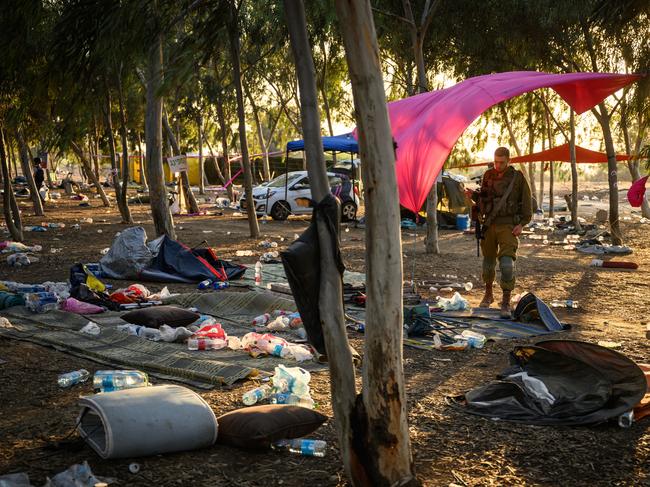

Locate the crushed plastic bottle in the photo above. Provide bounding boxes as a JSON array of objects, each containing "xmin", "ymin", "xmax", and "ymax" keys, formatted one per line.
[
  {"xmin": 272, "ymin": 438, "xmax": 326, "ymax": 457},
  {"xmin": 270, "ymin": 393, "xmax": 315, "ymax": 408},
  {"xmin": 93, "ymin": 370, "xmax": 150, "ymax": 392},
  {"xmin": 58, "ymin": 369, "xmax": 90, "ymax": 388},
  {"xmin": 550, "ymin": 299, "xmax": 579, "ymax": 308},
  {"xmin": 255, "ymin": 261, "xmax": 263, "ymax": 286},
  {"xmin": 198, "ymin": 279, "xmax": 212, "ymax": 290},
  {"xmin": 242, "ymin": 384, "xmax": 272, "ymax": 406}
]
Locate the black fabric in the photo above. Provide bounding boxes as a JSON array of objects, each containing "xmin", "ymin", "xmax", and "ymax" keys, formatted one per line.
[
  {"xmin": 451, "ymin": 340, "xmax": 647, "ymax": 426},
  {"xmin": 139, "ymin": 236, "xmax": 246, "ymax": 283},
  {"xmin": 33, "ymin": 167, "xmax": 44, "ymax": 189},
  {"xmin": 513, "ymin": 292, "xmax": 566, "ymax": 332},
  {"xmin": 281, "ymin": 194, "xmax": 344, "ymax": 355},
  {"xmin": 69, "ymin": 264, "xmax": 120, "ymax": 311},
  {"xmin": 121, "ymin": 306, "xmax": 200, "ymax": 329},
  {"xmin": 216, "ymin": 404, "xmax": 328, "ymax": 450}
]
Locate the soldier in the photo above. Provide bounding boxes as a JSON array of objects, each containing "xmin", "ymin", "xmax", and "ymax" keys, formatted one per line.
[{"xmin": 478, "ymin": 147, "xmax": 532, "ymax": 318}]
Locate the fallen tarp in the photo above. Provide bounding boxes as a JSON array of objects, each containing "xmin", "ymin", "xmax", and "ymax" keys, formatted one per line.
[
  {"xmin": 100, "ymin": 226, "xmax": 246, "ymax": 283},
  {"xmin": 449, "ymin": 340, "xmax": 647, "ymax": 426},
  {"xmin": 370, "ymin": 71, "xmax": 641, "ymax": 212}
]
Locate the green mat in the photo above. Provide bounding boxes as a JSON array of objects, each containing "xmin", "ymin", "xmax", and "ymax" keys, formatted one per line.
[{"xmin": 0, "ymin": 290, "xmax": 327, "ymax": 389}]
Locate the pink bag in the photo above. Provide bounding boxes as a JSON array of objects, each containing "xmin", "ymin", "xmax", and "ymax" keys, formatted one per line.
[
  {"xmin": 62, "ymin": 297, "xmax": 105, "ymax": 314},
  {"xmin": 627, "ymin": 175, "xmax": 648, "ymax": 207}
]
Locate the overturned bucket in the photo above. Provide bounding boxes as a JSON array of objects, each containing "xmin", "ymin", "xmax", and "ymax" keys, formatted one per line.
[{"xmin": 77, "ymin": 384, "xmax": 218, "ymax": 459}]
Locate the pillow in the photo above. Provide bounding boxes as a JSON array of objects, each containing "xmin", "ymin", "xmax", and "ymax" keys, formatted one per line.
[
  {"xmin": 121, "ymin": 306, "xmax": 200, "ymax": 329},
  {"xmin": 216, "ymin": 404, "xmax": 327, "ymax": 449}
]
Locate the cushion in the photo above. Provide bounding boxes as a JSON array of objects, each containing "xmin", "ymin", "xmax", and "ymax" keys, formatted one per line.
[
  {"xmin": 216, "ymin": 404, "xmax": 327, "ymax": 449},
  {"xmin": 121, "ymin": 306, "xmax": 200, "ymax": 329}
]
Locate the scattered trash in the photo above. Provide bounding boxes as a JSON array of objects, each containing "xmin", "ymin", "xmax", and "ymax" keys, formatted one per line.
[
  {"xmin": 260, "ymin": 251, "xmax": 279, "ymax": 263},
  {"xmin": 100, "ymin": 247, "xmax": 110, "ymax": 255},
  {"xmin": 24, "ymin": 225, "xmax": 47, "ymax": 232},
  {"xmin": 43, "ymin": 461, "xmax": 114, "ymax": 487},
  {"xmin": 93, "ymin": 370, "xmax": 150, "ymax": 393},
  {"xmin": 25, "ymin": 292, "xmax": 59, "ymax": 313},
  {"xmin": 258, "ymin": 240, "xmax": 278, "ymax": 248},
  {"xmin": 58, "ymin": 369, "xmax": 90, "ymax": 388},
  {"xmin": 50, "ymin": 248, "xmax": 63, "ymax": 253},
  {"xmin": 63, "ymin": 298, "xmax": 104, "ymax": 314},
  {"xmin": 0, "ymin": 317, "xmax": 13, "ymax": 328},
  {"xmin": 271, "ymin": 438, "xmax": 326, "ymax": 457},
  {"xmin": 242, "ymin": 384, "xmax": 272, "ymax": 405},
  {"xmin": 435, "ymin": 292, "xmax": 470, "ymax": 311},
  {"xmin": 597, "ymin": 340, "xmax": 622, "ymax": 349},
  {"xmin": 235, "ymin": 250, "xmax": 254, "ymax": 256},
  {"xmin": 128, "ymin": 463, "xmax": 140, "ymax": 475},
  {"xmin": 7, "ymin": 253, "xmax": 38, "ymax": 267},
  {"xmin": 80, "ymin": 322, "xmax": 101, "ymax": 336}
]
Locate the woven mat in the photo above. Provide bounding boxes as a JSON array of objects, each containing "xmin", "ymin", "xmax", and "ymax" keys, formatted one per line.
[{"xmin": 0, "ymin": 291, "xmax": 328, "ymax": 388}]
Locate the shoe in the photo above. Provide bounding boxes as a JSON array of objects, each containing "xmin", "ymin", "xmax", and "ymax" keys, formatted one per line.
[
  {"xmin": 479, "ymin": 284, "xmax": 494, "ymax": 308},
  {"xmin": 500, "ymin": 290, "xmax": 512, "ymax": 319}
]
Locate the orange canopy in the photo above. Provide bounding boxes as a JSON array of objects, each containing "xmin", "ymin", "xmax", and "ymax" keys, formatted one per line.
[{"xmin": 464, "ymin": 143, "xmax": 633, "ymax": 168}]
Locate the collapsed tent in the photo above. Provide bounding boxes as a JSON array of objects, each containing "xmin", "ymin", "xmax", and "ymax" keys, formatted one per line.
[
  {"xmin": 361, "ymin": 71, "xmax": 641, "ymax": 212},
  {"xmin": 449, "ymin": 340, "xmax": 647, "ymax": 426},
  {"xmin": 100, "ymin": 227, "xmax": 246, "ymax": 283}
]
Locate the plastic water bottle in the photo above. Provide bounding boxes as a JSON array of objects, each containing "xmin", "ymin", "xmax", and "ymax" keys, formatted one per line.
[
  {"xmin": 93, "ymin": 370, "xmax": 150, "ymax": 393},
  {"xmin": 58, "ymin": 369, "xmax": 90, "ymax": 388},
  {"xmin": 198, "ymin": 279, "xmax": 212, "ymax": 290},
  {"xmin": 25, "ymin": 292, "xmax": 59, "ymax": 313},
  {"xmin": 242, "ymin": 384, "xmax": 272, "ymax": 406},
  {"xmin": 272, "ymin": 438, "xmax": 326, "ymax": 457},
  {"xmin": 255, "ymin": 261, "xmax": 262, "ymax": 286},
  {"xmin": 460, "ymin": 330, "xmax": 487, "ymax": 349},
  {"xmin": 270, "ymin": 393, "xmax": 315, "ymax": 408},
  {"xmin": 213, "ymin": 281, "xmax": 229, "ymax": 290},
  {"xmin": 251, "ymin": 313, "xmax": 271, "ymax": 326},
  {"xmin": 187, "ymin": 337, "xmax": 227, "ymax": 350}
]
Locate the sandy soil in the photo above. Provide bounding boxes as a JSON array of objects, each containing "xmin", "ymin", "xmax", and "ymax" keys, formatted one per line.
[{"xmin": 0, "ymin": 181, "xmax": 648, "ymax": 486}]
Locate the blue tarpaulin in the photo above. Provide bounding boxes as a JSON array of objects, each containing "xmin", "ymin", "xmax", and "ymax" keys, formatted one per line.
[{"xmin": 286, "ymin": 133, "xmax": 358, "ymax": 153}]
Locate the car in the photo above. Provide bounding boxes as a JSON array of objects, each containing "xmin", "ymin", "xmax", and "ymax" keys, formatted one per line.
[{"xmin": 239, "ymin": 171, "xmax": 359, "ymax": 221}]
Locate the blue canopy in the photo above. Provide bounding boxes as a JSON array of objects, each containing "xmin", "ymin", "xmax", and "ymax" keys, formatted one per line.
[{"xmin": 286, "ymin": 133, "xmax": 358, "ymax": 153}]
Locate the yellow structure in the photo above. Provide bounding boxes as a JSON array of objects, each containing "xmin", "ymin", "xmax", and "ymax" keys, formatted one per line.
[{"xmin": 129, "ymin": 155, "xmax": 205, "ymax": 185}]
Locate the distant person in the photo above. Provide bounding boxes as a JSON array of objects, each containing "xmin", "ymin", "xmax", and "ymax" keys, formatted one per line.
[
  {"xmin": 477, "ymin": 147, "xmax": 532, "ymax": 318},
  {"xmin": 33, "ymin": 157, "xmax": 45, "ymax": 201}
]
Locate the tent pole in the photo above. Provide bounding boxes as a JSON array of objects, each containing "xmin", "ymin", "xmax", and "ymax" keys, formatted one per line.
[{"xmin": 284, "ymin": 147, "xmax": 289, "ymax": 201}]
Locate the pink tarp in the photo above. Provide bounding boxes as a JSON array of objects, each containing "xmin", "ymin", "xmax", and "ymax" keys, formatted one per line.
[{"xmin": 373, "ymin": 71, "xmax": 642, "ymax": 212}]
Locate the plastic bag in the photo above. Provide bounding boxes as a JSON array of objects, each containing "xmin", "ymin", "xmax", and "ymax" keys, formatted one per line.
[
  {"xmin": 62, "ymin": 298, "xmax": 104, "ymax": 314},
  {"xmin": 159, "ymin": 324, "xmax": 194, "ymax": 343},
  {"xmin": 436, "ymin": 292, "xmax": 470, "ymax": 311},
  {"xmin": 79, "ymin": 322, "xmax": 101, "ymax": 336}
]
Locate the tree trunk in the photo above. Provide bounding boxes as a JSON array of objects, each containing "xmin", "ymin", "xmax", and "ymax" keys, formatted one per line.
[
  {"xmin": 539, "ymin": 127, "xmax": 545, "ymax": 210},
  {"xmin": 334, "ymin": 0, "xmax": 416, "ymax": 485},
  {"xmin": 116, "ymin": 74, "xmax": 134, "ymax": 223},
  {"xmin": 526, "ymin": 99, "xmax": 538, "ymax": 210},
  {"xmin": 544, "ymin": 108, "xmax": 555, "ymax": 218},
  {"xmin": 228, "ymin": 3, "xmax": 259, "ymax": 238},
  {"xmin": 621, "ymin": 111, "xmax": 650, "ymax": 219},
  {"xmin": 103, "ymin": 88, "xmax": 131, "ymax": 221},
  {"xmin": 594, "ymin": 103, "xmax": 623, "ymax": 244},
  {"xmin": 198, "ymin": 114, "xmax": 205, "ymax": 194},
  {"xmin": 569, "ymin": 109, "xmax": 581, "ymax": 230},
  {"xmin": 425, "ymin": 183, "xmax": 439, "ymax": 254},
  {"xmin": 202, "ymin": 129, "xmax": 227, "ymax": 186},
  {"xmin": 136, "ymin": 131, "xmax": 149, "ymax": 190},
  {"xmin": 9, "ymin": 142, "xmax": 18, "ymax": 179},
  {"xmin": 319, "ymin": 39, "xmax": 337, "ymax": 166},
  {"xmin": 91, "ymin": 116, "xmax": 101, "ymax": 180},
  {"xmin": 216, "ymin": 96, "xmax": 234, "ymax": 201},
  {"xmin": 284, "ymin": 0, "xmax": 357, "ymax": 483},
  {"xmin": 162, "ymin": 109, "xmax": 200, "ymax": 214},
  {"xmin": 0, "ymin": 129, "xmax": 23, "ymax": 241},
  {"xmin": 145, "ymin": 20, "xmax": 175, "ymax": 239},
  {"xmin": 244, "ymin": 84, "xmax": 271, "ymax": 181},
  {"xmin": 16, "ymin": 128, "xmax": 44, "ymax": 216},
  {"xmin": 69, "ymin": 140, "xmax": 111, "ymax": 207}
]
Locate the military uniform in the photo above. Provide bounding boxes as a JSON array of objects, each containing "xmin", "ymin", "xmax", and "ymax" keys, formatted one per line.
[{"xmin": 479, "ymin": 166, "xmax": 532, "ymax": 292}]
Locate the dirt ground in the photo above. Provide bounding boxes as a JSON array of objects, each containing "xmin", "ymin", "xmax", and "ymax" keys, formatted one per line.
[{"xmin": 0, "ymin": 182, "xmax": 648, "ymax": 486}]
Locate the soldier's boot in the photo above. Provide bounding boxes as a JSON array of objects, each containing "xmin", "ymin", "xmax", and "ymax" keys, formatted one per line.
[
  {"xmin": 479, "ymin": 283, "xmax": 495, "ymax": 308},
  {"xmin": 500, "ymin": 290, "xmax": 512, "ymax": 319}
]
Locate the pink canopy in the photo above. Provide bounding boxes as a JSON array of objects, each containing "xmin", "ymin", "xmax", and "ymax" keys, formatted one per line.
[{"xmin": 375, "ymin": 71, "xmax": 642, "ymax": 212}]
